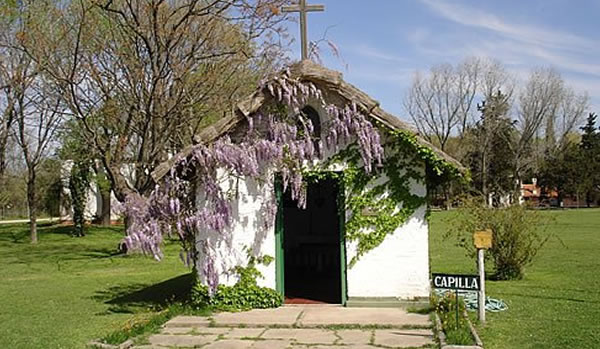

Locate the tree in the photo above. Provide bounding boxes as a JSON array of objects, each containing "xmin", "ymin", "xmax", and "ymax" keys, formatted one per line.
[
  {"xmin": 9, "ymin": 71, "xmax": 63, "ymax": 243},
  {"xmin": 552, "ymin": 88, "xmax": 589, "ymax": 150},
  {"xmin": 538, "ymin": 113, "xmax": 599, "ymax": 207},
  {"xmin": 466, "ymin": 90, "xmax": 516, "ymax": 206},
  {"xmin": 514, "ymin": 68, "xmax": 588, "ymax": 189},
  {"xmin": 405, "ymin": 57, "xmax": 513, "ymax": 208},
  {"xmin": 0, "ymin": 3, "xmax": 19, "ymax": 182},
  {"xmin": 23, "ymin": 0, "xmax": 292, "ymax": 203},
  {"xmin": 404, "ymin": 58, "xmax": 514, "ymax": 153},
  {"xmin": 0, "ymin": 2, "xmax": 63, "ymax": 243},
  {"xmin": 404, "ymin": 57, "xmax": 481, "ymax": 152},
  {"xmin": 537, "ymin": 141, "xmax": 580, "ymax": 205},
  {"xmin": 0, "ymin": 141, "xmax": 26, "ymax": 219},
  {"xmin": 0, "ymin": 72, "xmax": 14, "ymax": 181},
  {"xmin": 578, "ymin": 113, "xmax": 600, "ymax": 206}
]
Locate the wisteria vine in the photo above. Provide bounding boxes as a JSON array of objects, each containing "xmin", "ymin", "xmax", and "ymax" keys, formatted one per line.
[{"xmin": 122, "ymin": 68, "xmax": 385, "ymax": 292}]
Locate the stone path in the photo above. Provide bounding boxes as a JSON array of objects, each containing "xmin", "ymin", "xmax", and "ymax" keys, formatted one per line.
[{"xmin": 133, "ymin": 306, "xmax": 434, "ymax": 349}]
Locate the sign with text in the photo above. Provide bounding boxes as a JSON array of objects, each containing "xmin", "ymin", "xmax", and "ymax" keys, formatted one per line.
[
  {"xmin": 473, "ymin": 230, "xmax": 493, "ymax": 249},
  {"xmin": 432, "ymin": 273, "xmax": 480, "ymax": 291}
]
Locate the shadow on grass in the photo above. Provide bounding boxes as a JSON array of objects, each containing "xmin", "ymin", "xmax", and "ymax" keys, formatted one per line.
[
  {"xmin": 81, "ymin": 247, "xmax": 125, "ymax": 259},
  {"xmin": 0, "ymin": 223, "xmax": 124, "ymax": 264},
  {"xmin": 0, "ymin": 223, "xmax": 124, "ymax": 241},
  {"xmin": 93, "ymin": 273, "xmax": 195, "ymax": 314},
  {"xmin": 497, "ymin": 291, "xmax": 600, "ymax": 304},
  {"xmin": 0, "ymin": 241, "xmax": 127, "ymax": 266},
  {"xmin": 501, "ymin": 282, "xmax": 600, "ymax": 296}
]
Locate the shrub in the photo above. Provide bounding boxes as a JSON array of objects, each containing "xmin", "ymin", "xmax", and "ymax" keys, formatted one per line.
[
  {"xmin": 191, "ymin": 251, "xmax": 282, "ymax": 311},
  {"xmin": 191, "ymin": 283, "xmax": 282, "ymax": 311},
  {"xmin": 448, "ymin": 203, "xmax": 551, "ymax": 280},
  {"xmin": 432, "ymin": 292, "xmax": 472, "ymax": 345}
]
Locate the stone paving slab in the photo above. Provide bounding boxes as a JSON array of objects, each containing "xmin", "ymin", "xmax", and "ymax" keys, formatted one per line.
[
  {"xmin": 226, "ymin": 327, "xmax": 266, "ymax": 339},
  {"xmin": 194, "ymin": 327, "xmax": 232, "ymax": 335},
  {"xmin": 163, "ymin": 315, "xmax": 211, "ymax": 328},
  {"xmin": 262, "ymin": 328, "xmax": 337, "ymax": 344},
  {"xmin": 299, "ymin": 307, "xmax": 430, "ymax": 327},
  {"xmin": 161, "ymin": 327, "xmax": 193, "ymax": 334},
  {"xmin": 203, "ymin": 339, "xmax": 254, "ymax": 349},
  {"xmin": 148, "ymin": 334, "xmax": 217, "ymax": 347},
  {"xmin": 335, "ymin": 329, "xmax": 373, "ymax": 345},
  {"xmin": 249, "ymin": 339, "xmax": 292, "ymax": 349},
  {"xmin": 373, "ymin": 329, "xmax": 434, "ymax": 348},
  {"xmin": 292, "ymin": 344, "xmax": 381, "ymax": 349},
  {"xmin": 211, "ymin": 307, "xmax": 302, "ymax": 326}
]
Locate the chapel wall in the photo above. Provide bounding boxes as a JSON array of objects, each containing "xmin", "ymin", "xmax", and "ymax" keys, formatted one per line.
[
  {"xmin": 345, "ymin": 168, "xmax": 430, "ymax": 300},
  {"xmin": 194, "ymin": 171, "xmax": 277, "ymax": 289}
]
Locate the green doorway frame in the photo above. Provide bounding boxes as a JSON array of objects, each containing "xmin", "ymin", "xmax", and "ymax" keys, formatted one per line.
[{"xmin": 274, "ymin": 173, "xmax": 348, "ymax": 305}]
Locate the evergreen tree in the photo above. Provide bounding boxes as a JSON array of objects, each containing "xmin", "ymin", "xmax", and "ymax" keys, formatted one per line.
[
  {"xmin": 579, "ymin": 113, "xmax": 600, "ymax": 206},
  {"xmin": 538, "ymin": 142, "xmax": 580, "ymax": 205},
  {"xmin": 466, "ymin": 90, "xmax": 517, "ymax": 206},
  {"xmin": 580, "ymin": 113, "xmax": 600, "ymax": 150}
]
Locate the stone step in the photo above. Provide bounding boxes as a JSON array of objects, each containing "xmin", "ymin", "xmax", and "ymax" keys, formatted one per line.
[
  {"xmin": 346, "ymin": 298, "xmax": 430, "ymax": 309},
  {"xmin": 163, "ymin": 306, "xmax": 432, "ymax": 330}
]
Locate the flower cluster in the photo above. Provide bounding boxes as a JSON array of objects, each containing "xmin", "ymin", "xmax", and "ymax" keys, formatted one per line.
[
  {"xmin": 122, "ymin": 176, "xmax": 189, "ymax": 260},
  {"xmin": 326, "ymin": 102, "xmax": 384, "ymax": 172}
]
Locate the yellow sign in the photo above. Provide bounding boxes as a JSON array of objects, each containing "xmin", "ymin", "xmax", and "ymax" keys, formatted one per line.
[{"xmin": 473, "ymin": 230, "xmax": 493, "ymax": 249}]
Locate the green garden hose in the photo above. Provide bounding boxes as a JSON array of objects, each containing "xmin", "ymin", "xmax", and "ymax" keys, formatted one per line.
[{"xmin": 434, "ymin": 289, "xmax": 508, "ymax": 312}]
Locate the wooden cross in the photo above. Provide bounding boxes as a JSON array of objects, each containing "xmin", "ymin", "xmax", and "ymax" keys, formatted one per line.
[{"xmin": 281, "ymin": 0, "xmax": 325, "ymax": 60}]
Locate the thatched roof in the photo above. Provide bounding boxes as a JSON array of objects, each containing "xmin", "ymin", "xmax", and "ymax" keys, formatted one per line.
[{"xmin": 152, "ymin": 60, "xmax": 464, "ymax": 181}]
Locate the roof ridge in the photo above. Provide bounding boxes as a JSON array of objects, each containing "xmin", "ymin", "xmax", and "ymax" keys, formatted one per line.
[{"xmin": 151, "ymin": 61, "xmax": 464, "ymax": 181}]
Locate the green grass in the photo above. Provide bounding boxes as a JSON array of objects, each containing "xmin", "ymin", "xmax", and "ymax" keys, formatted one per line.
[
  {"xmin": 0, "ymin": 223, "xmax": 191, "ymax": 349},
  {"xmin": 430, "ymin": 208, "xmax": 600, "ymax": 349},
  {"xmin": 100, "ymin": 302, "xmax": 210, "ymax": 345}
]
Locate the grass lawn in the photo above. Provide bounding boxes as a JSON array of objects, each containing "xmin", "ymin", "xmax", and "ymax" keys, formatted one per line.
[
  {"xmin": 430, "ymin": 208, "xmax": 600, "ymax": 349},
  {"xmin": 0, "ymin": 223, "xmax": 191, "ymax": 349}
]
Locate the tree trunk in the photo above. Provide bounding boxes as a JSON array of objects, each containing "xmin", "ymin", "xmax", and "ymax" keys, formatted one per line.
[
  {"xmin": 106, "ymin": 163, "xmax": 135, "ymax": 203},
  {"xmin": 0, "ymin": 109, "xmax": 12, "ymax": 181},
  {"xmin": 27, "ymin": 169, "xmax": 37, "ymax": 244},
  {"xmin": 0, "ymin": 132, "xmax": 7, "ymax": 180},
  {"xmin": 96, "ymin": 165, "xmax": 112, "ymax": 226},
  {"xmin": 586, "ymin": 192, "xmax": 591, "ymax": 208},
  {"xmin": 557, "ymin": 190, "xmax": 563, "ymax": 209},
  {"xmin": 105, "ymin": 163, "xmax": 137, "ymax": 232},
  {"xmin": 482, "ymin": 148, "xmax": 489, "ymax": 207},
  {"xmin": 100, "ymin": 186, "xmax": 111, "ymax": 226},
  {"xmin": 444, "ymin": 183, "xmax": 452, "ymax": 210}
]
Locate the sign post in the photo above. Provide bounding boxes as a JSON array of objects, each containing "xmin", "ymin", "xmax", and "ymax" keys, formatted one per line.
[
  {"xmin": 432, "ymin": 273, "xmax": 480, "ymax": 329},
  {"xmin": 477, "ymin": 248, "xmax": 485, "ymax": 324},
  {"xmin": 473, "ymin": 229, "xmax": 493, "ymax": 324}
]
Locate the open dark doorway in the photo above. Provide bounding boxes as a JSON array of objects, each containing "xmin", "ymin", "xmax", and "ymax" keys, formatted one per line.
[{"xmin": 282, "ymin": 177, "xmax": 343, "ymax": 304}]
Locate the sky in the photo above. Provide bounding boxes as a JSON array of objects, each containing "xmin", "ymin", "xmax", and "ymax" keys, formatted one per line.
[{"xmin": 282, "ymin": 0, "xmax": 600, "ymax": 123}]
